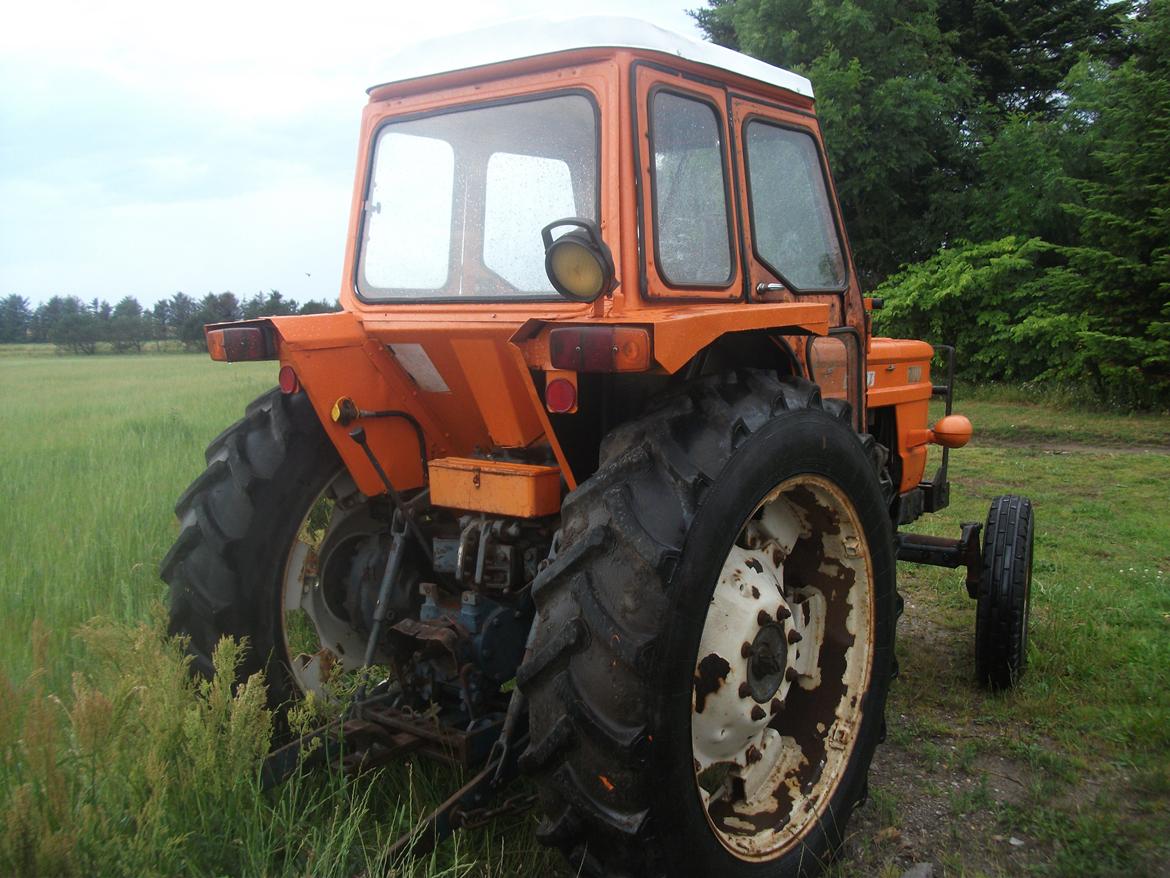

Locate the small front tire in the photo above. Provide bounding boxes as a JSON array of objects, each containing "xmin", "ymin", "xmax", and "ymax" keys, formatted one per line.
[{"xmin": 975, "ymin": 494, "xmax": 1035, "ymax": 690}]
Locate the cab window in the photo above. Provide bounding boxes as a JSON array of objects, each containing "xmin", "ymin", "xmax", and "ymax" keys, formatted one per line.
[
  {"xmin": 649, "ymin": 91, "xmax": 733, "ymax": 287},
  {"xmin": 744, "ymin": 121, "xmax": 846, "ymax": 290}
]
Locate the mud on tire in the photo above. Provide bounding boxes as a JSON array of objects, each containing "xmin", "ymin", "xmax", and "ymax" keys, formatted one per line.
[{"xmin": 517, "ymin": 370, "xmax": 896, "ymax": 878}]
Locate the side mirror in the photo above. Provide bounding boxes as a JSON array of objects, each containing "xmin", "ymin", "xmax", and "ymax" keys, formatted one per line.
[{"xmin": 541, "ymin": 218, "xmax": 616, "ymax": 303}]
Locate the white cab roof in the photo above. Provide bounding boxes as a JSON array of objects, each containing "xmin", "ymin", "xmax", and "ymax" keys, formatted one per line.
[{"xmin": 372, "ymin": 16, "xmax": 814, "ymax": 99}]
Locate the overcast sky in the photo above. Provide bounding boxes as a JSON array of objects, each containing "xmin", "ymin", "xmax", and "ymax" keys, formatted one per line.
[{"xmin": 0, "ymin": 0, "xmax": 705, "ymax": 308}]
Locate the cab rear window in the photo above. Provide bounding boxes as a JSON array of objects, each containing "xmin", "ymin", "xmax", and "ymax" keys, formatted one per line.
[{"xmin": 358, "ymin": 93, "xmax": 598, "ymax": 300}]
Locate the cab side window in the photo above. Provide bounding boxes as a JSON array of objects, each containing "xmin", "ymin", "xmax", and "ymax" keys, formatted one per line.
[
  {"xmin": 649, "ymin": 91, "xmax": 733, "ymax": 287},
  {"xmin": 744, "ymin": 121, "xmax": 846, "ymax": 290}
]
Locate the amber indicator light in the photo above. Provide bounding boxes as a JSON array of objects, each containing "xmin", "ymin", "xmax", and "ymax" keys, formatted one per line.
[{"xmin": 206, "ymin": 327, "xmax": 271, "ymax": 362}]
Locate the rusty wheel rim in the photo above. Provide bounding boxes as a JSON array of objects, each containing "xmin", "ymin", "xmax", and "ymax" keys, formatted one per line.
[{"xmin": 691, "ymin": 474, "xmax": 875, "ymax": 860}]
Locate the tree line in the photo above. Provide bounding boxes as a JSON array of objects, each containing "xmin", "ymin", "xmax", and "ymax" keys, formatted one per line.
[
  {"xmin": 0, "ymin": 291, "xmax": 339, "ymax": 355},
  {"xmin": 695, "ymin": 0, "xmax": 1169, "ymax": 407}
]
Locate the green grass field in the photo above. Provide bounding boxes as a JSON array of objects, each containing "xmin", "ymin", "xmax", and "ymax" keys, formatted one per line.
[{"xmin": 1, "ymin": 349, "xmax": 1167, "ymax": 876}]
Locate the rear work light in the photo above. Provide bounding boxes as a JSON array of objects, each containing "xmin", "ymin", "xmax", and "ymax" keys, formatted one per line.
[
  {"xmin": 548, "ymin": 326, "xmax": 651, "ymax": 372},
  {"xmin": 206, "ymin": 326, "xmax": 274, "ymax": 362}
]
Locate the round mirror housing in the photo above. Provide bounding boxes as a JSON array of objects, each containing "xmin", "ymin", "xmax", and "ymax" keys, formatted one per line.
[{"xmin": 541, "ymin": 218, "xmax": 615, "ymax": 303}]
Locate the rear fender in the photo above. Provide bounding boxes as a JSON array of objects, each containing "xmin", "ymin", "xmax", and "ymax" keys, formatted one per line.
[{"xmin": 267, "ymin": 312, "xmax": 569, "ymax": 496}]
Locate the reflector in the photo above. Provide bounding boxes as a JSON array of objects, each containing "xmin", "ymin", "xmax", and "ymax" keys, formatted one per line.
[
  {"xmin": 546, "ymin": 378, "xmax": 578, "ymax": 413},
  {"xmin": 278, "ymin": 365, "xmax": 299, "ymax": 394}
]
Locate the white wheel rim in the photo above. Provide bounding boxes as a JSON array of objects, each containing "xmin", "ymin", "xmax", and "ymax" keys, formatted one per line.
[
  {"xmin": 281, "ymin": 470, "xmax": 374, "ymax": 698},
  {"xmin": 691, "ymin": 474, "xmax": 875, "ymax": 860}
]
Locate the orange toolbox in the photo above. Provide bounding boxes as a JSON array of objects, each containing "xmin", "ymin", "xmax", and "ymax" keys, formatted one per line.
[{"xmin": 427, "ymin": 457, "xmax": 562, "ymax": 518}]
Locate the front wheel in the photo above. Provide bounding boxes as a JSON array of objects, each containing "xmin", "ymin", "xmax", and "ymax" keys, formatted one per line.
[
  {"xmin": 519, "ymin": 372, "xmax": 896, "ymax": 878},
  {"xmin": 975, "ymin": 495, "xmax": 1034, "ymax": 690}
]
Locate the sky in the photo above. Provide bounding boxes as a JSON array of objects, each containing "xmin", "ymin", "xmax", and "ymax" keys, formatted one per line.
[{"xmin": 0, "ymin": 0, "xmax": 705, "ymax": 309}]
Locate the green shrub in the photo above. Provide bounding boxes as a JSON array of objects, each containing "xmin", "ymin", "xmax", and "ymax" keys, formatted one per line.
[{"xmin": 874, "ymin": 236, "xmax": 1170, "ymax": 409}]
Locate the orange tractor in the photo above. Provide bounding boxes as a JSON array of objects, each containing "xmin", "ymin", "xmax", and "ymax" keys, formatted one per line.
[{"xmin": 163, "ymin": 17, "xmax": 1035, "ymax": 877}]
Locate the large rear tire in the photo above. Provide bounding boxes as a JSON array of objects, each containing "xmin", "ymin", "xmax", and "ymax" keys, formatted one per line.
[
  {"xmin": 161, "ymin": 388, "xmax": 379, "ymax": 711},
  {"xmin": 518, "ymin": 371, "xmax": 896, "ymax": 878}
]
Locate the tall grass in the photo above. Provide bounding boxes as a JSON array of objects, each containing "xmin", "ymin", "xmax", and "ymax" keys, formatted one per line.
[
  {"xmin": 2, "ymin": 352, "xmax": 1168, "ymax": 875},
  {"xmin": 0, "ymin": 354, "xmax": 273, "ymax": 687},
  {"xmin": 0, "ymin": 353, "xmax": 554, "ymax": 876},
  {"xmin": 0, "ymin": 617, "xmax": 499, "ymax": 876}
]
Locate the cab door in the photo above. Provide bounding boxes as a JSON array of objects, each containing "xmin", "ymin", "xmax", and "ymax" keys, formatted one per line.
[
  {"xmin": 633, "ymin": 64, "xmax": 744, "ymax": 301},
  {"xmin": 730, "ymin": 94, "xmax": 866, "ymax": 422}
]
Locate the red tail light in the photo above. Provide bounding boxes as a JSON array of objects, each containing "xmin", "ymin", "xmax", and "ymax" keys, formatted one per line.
[
  {"xmin": 206, "ymin": 326, "xmax": 274, "ymax": 362},
  {"xmin": 548, "ymin": 327, "xmax": 651, "ymax": 372}
]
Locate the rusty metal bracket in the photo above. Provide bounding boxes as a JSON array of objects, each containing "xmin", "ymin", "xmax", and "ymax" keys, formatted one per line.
[
  {"xmin": 260, "ymin": 697, "xmax": 506, "ymax": 790},
  {"xmin": 896, "ymin": 521, "xmax": 983, "ymax": 598},
  {"xmin": 919, "ymin": 343, "xmax": 958, "ymax": 514},
  {"xmin": 381, "ymin": 731, "xmax": 530, "ymax": 867}
]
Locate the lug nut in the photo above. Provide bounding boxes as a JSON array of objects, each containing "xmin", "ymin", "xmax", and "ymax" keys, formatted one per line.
[
  {"xmin": 776, "ymin": 606, "xmax": 791, "ymax": 620},
  {"xmin": 757, "ymin": 610, "xmax": 772, "ymax": 627},
  {"xmin": 741, "ymin": 642, "xmax": 754, "ymax": 659},
  {"xmin": 738, "ymin": 682, "xmax": 752, "ymax": 699},
  {"xmin": 787, "ymin": 629, "xmax": 802, "ymax": 645},
  {"xmin": 785, "ymin": 667, "xmax": 800, "ymax": 682}
]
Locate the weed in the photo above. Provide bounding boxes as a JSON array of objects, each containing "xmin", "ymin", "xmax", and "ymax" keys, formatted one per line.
[
  {"xmin": 869, "ymin": 785, "xmax": 900, "ymax": 826},
  {"xmin": 950, "ymin": 777, "xmax": 996, "ymax": 816}
]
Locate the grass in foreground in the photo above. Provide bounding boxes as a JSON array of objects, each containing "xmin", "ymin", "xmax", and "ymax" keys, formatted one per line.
[
  {"xmin": 0, "ymin": 353, "xmax": 553, "ymax": 876},
  {"xmin": 0, "ymin": 618, "xmax": 544, "ymax": 877},
  {"xmin": 1, "ymin": 353, "xmax": 1168, "ymax": 875}
]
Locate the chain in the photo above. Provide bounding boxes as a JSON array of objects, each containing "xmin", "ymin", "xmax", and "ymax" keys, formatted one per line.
[{"xmin": 450, "ymin": 792, "xmax": 539, "ymax": 830}]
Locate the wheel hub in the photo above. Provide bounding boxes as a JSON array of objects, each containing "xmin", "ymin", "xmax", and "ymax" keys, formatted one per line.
[
  {"xmin": 691, "ymin": 544, "xmax": 814, "ymax": 769},
  {"xmin": 745, "ymin": 623, "xmax": 787, "ymax": 703}
]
